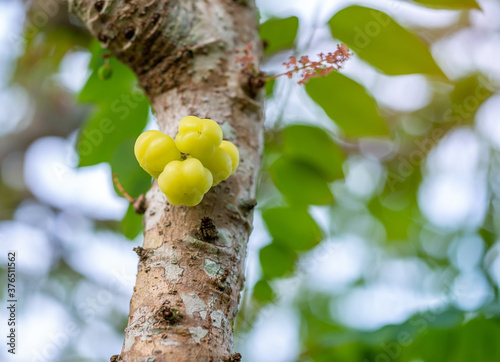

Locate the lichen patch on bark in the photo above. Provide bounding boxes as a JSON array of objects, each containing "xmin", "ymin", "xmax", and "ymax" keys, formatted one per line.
[
  {"xmin": 160, "ymin": 340, "xmax": 179, "ymax": 346},
  {"xmin": 189, "ymin": 326, "xmax": 208, "ymax": 344},
  {"xmin": 217, "ymin": 229, "xmax": 234, "ymax": 247},
  {"xmin": 160, "ymin": 260, "xmax": 184, "ymax": 283},
  {"xmin": 203, "ymin": 258, "xmax": 222, "ymax": 277},
  {"xmin": 210, "ymin": 310, "xmax": 225, "ymax": 328},
  {"xmin": 181, "ymin": 292, "xmax": 208, "ymax": 320},
  {"xmin": 221, "ymin": 121, "xmax": 237, "ymax": 140}
]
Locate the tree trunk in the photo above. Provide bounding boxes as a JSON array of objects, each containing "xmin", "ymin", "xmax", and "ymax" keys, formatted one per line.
[{"xmin": 68, "ymin": 1, "xmax": 263, "ymax": 360}]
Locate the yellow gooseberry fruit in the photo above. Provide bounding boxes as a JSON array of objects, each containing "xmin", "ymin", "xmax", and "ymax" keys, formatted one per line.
[
  {"xmin": 219, "ymin": 140, "xmax": 239, "ymax": 174},
  {"xmin": 200, "ymin": 147, "xmax": 233, "ymax": 186},
  {"xmin": 134, "ymin": 130, "xmax": 181, "ymax": 178},
  {"xmin": 158, "ymin": 158, "xmax": 213, "ymax": 206},
  {"xmin": 174, "ymin": 116, "xmax": 223, "ymax": 159}
]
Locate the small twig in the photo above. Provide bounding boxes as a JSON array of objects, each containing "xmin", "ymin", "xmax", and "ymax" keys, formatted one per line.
[
  {"xmin": 113, "ymin": 173, "xmax": 147, "ymax": 214},
  {"xmin": 270, "ymin": 2, "xmax": 334, "ymax": 130},
  {"xmin": 267, "ymin": 44, "xmax": 351, "ymax": 85},
  {"xmin": 266, "ymin": 57, "xmax": 340, "ymax": 81},
  {"xmin": 113, "ymin": 173, "xmax": 134, "ymax": 202}
]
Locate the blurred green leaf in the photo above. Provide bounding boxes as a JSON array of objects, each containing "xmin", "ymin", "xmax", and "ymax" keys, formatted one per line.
[
  {"xmin": 78, "ymin": 57, "xmax": 137, "ymax": 104},
  {"xmin": 282, "ymin": 124, "xmax": 344, "ymax": 181},
  {"xmin": 263, "ymin": 207, "xmax": 322, "ymax": 251},
  {"xmin": 447, "ymin": 74, "xmax": 494, "ymax": 125},
  {"xmin": 260, "ymin": 242, "xmax": 297, "ymax": 279},
  {"xmin": 270, "ymin": 156, "xmax": 334, "ymax": 206},
  {"xmin": 400, "ymin": 317, "xmax": 500, "ymax": 362},
  {"xmin": 75, "ymin": 40, "xmax": 152, "ymax": 242},
  {"xmin": 15, "ymin": 26, "xmax": 90, "ymax": 85},
  {"xmin": 112, "ymin": 139, "xmax": 150, "ymax": 239},
  {"xmin": 298, "ymin": 294, "xmax": 352, "ymax": 356},
  {"xmin": 368, "ymin": 194, "xmax": 417, "ymax": 241},
  {"xmin": 376, "ymin": 164, "xmax": 422, "ymax": 242},
  {"xmin": 298, "ymin": 293, "xmax": 467, "ymax": 361},
  {"xmin": 479, "ymin": 202, "xmax": 496, "ymax": 247},
  {"xmin": 77, "ymin": 41, "xmax": 150, "ymax": 167},
  {"xmin": 411, "ymin": 0, "xmax": 480, "ymax": 9},
  {"xmin": 253, "ymin": 279, "xmax": 275, "ymax": 303},
  {"xmin": 329, "ymin": 6, "xmax": 444, "ymax": 77},
  {"xmin": 303, "ymin": 342, "xmax": 365, "ymax": 362},
  {"xmin": 306, "ymin": 72, "xmax": 388, "ymax": 137},
  {"xmin": 122, "ymin": 203, "xmax": 144, "ymax": 240},
  {"xmin": 260, "ymin": 16, "xmax": 299, "ymax": 55},
  {"xmin": 265, "ymin": 78, "xmax": 275, "ymax": 98},
  {"xmin": 111, "ymin": 138, "xmax": 152, "ymax": 198},
  {"xmin": 76, "ymin": 94, "xmax": 149, "ymax": 166},
  {"xmin": 88, "ymin": 39, "xmax": 106, "ymax": 70}
]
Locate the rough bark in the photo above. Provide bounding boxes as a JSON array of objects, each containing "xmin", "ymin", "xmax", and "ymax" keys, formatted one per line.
[{"xmin": 69, "ymin": 0, "xmax": 263, "ymax": 361}]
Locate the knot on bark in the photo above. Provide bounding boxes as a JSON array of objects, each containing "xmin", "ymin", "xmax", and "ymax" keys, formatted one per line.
[
  {"xmin": 241, "ymin": 69, "xmax": 266, "ymax": 99},
  {"xmin": 199, "ymin": 217, "xmax": 218, "ymax": 242},
  {"xmin": 213, "ymin": 269, "xmax": 230, "ymax": 292},
  {"xmin": 71, "ymin": 1, "xmax": 197, "ymax": 96},
  {"xmin": 133, "ymin": 194, "xmax": 147, "ymax": 214},
  {"xmin": 133, "ymin": 246, "xmax": 149, "ymax": 262},
  {"xmin": 94, "ymin": 0, "xmax": 104, "ymax": 12},
  {"xmin": 124, "ymin": 26, "xmax": 136, "ymax": 40},
  {"xmin": 229, "ymin": 352, "xmax": 242, "ymax": 362},
  {"xmin": 239, "ymin": 198, "xmax": 257, "ymax": 214},
  {"xmin": 155, "ymin": 305, "xmax": 182, "ymax": 325}
]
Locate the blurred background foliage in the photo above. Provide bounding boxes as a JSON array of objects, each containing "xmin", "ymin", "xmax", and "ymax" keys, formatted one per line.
[{"xmin": 1, "ymin": 0, "xmax": 500, "ymax": 361}]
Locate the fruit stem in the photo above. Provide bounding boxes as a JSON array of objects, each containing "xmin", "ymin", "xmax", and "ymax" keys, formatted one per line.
[{"xmin": 112, "ymin": 173, "xmax": 135, "ymax": 203}]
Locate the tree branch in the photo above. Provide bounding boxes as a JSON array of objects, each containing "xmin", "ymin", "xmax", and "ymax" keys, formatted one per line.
[{"xmin": 69, "ymin": 0, "xmax": 264, "ymax": 360}]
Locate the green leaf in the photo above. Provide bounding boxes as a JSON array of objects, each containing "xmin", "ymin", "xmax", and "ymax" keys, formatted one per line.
[
  {"xmin": 328, "ymin": 6, "xmax": 444, "ymax": 76},
  {"xmin": 253, "ymin": 279, "xmax": 275, "ymax": 303},
  {"xmin": 260, "ymin": 242, "xmax": 297, "ymax": 279},
  {"xmin": 260, "ymin": 16, "xmax": 299, "ymax": 55},
  {"xmin": 76, "ymin": 93, "xmax": 150, "ymax": 166},
  {"xmin": 375, "ymin": 165, "xmax": 422, "ymax": 241},
  {"xmin": 448, "ymin": 74, "xmax": 494, "ymax": 125},
  {"xmin": 87, "ymin": 39, "xmax": 106, "ymax": 70},
  {"xmin": 122, "ymin": 203, "xmax": 144, "ymax": 240},
  {"xmin": 411, "ymin": 0, "xmax": 480, "ymax": 9},
  {"xmin": 265, "ymin": 78, "xmax": 275, "ymax": 98},
  {"xmin": 368, "ymin": 194, "xmax": 416, "ymax": 241},
  {"xmin": 77, "ymin": 43, "xmax": 150, "ymax": 166},
  {"xmin": 78, "ymin": 57, "xmax": 137, "ymax": 104},
  {"xmin": 270, "ymin": 156, "xmax": 334, "ymax": 206},
  {"xmin": 400, "ymin": 318, "xmax": 500, "ymax": 362},
  {"xmin": 263, "ymin": 207, "xmax": 322, "ymax": 251},
  {"xmin": 305, "ymin": 72, "xmax": 388, "ymax": 137},
  {"xmin": 282, "ymin": 125, "xmax": 344, "ymax": 181},
  {"xmin": 113, "ymin": 139, "xmax": 150, "ymax": 239},
  {"xmin": 479, "ymin": 202, "xmax": 496, "ymax": 247},
  {"xmin": 110, "ymin": 138, "xmax": 152, "ymax": 198}
]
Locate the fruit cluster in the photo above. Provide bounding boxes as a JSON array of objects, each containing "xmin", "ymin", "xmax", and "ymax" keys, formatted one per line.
[{"xmin": 134, "ymin": 116, "xmax": 239, "ymax": 206}]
